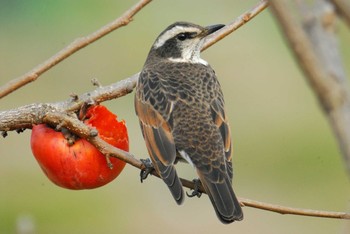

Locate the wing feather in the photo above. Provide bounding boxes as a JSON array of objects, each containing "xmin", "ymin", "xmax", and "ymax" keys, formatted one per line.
[
  {"xmin": 135, "ymin": 76, "xmax": 184, "ymax": 204},
  {"xmin": 135, "ymin": 94, "xmax": 176, "ymax": 165},
  {"xmin": 210, "ymin": 98, "xmax": 233, "ymax": 180}
]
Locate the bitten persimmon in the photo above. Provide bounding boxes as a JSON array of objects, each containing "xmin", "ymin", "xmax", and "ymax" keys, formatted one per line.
[{"xmin": 30, "ymin": 105, "xmax": 128, "ymax": 189}]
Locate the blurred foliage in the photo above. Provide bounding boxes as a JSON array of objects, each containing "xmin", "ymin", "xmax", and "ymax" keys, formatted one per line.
[{"xmin": 0, "ymin": 1, "xmax": 349, "ymax": 233}]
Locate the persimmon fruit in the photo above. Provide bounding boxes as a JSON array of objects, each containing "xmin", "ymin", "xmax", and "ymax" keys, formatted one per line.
[{"xmin": 30, "ymin": 105, "xmax": 128, "ymax": 189}]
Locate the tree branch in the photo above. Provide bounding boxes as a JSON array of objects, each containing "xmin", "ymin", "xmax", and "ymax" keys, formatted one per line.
[
  {"xmin": 270, "ymin": 0, "xmax": 350, "ymax": 177},
  {"xmin": 0, "ymin": 75, "xmax": 138, "ymax": 132},
  {"xmin": 0, "ymin": 0, "xmax": 152, "ymax": 99},
  {"xmin": 240, "ymin": 198, "xmax": 350, "ymax": 219}
]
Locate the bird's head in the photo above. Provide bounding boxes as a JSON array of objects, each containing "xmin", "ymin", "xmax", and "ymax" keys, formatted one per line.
[{"xmin": 148, "ymin": 22, "xmax": 225, "ymax": 65}]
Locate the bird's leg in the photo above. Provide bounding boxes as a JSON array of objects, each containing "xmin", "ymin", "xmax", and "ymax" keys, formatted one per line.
[
  {"xmin": 186, "ymin": 179, "xmax": 202, "ymax": 198},
  {"xmin": 140, "ymin": 158, "xmax": 154, "ymax": 183}
]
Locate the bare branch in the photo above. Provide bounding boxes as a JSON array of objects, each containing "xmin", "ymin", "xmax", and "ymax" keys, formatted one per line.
[
  {"xmin": 65, "ymin": 74, "xmax": 139, "ymax": 113},
  {"xmin": 270, "ymin": 0, "xmax": 350, "ymax": 176},
  {"xmin": 0, "ymin": 103, "xmax": 58, "ymax": 131},
  {"xmin": 0, "ymin": 0, "xmax": 152, "ymax": 99},
  {"xmin": 240, "ymin": 198, "xmax": 350, "ymax": 219},
  {"xmin": 0, "ymin": 74, "xmax": 138, "ymax": 131}
]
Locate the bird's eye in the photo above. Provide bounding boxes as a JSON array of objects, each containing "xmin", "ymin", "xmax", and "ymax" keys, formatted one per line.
[{"xmin": 177, "ymin": 33, "xmax": 187, "ymax": 41}]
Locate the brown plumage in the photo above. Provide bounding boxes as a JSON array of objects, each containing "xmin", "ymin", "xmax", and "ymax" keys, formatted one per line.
[{"xmin": 135, "ymin": 22, "xmax": 243, "ymax": 223}]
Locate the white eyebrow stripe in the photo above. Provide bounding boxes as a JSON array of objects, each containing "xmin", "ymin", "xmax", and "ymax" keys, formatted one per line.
[
  {"xmin": 153, "ymin": 26, "xmax": 186, "ymax": 49},
  {"xmin": 153, "ymin": 26, "xmax": 200, "ymax": 49}
]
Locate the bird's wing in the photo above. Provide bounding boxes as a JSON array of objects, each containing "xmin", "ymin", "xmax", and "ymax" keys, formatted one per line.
[
  {"xmin": 135, "ymin": 100, "xmax": 176, "ymax": 165},
  {"xmin": 135, "ymin": 72, "xmax": 184, "ymax": 204},
  {"xmin": 210, "ymin": 95, "xmax": 233, "ymax": 180}
]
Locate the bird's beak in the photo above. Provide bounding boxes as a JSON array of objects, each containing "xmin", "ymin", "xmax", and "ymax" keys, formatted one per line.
[{"xmin": 203, "ymin": 24, "xmax": 225, "ymax": 36}]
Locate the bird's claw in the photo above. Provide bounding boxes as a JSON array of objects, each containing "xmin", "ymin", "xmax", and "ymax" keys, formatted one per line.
[
  {"xmin": 140, "ymin": 158, "xmax": 154, "ymax": 183},
  {"xmin": 186, "ymin": 179, "xmax": 202, "ymax": 198}
]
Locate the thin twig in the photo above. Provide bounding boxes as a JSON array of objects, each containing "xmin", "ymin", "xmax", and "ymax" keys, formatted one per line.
[
  {"xmin": 0, "ymin": 0, "xmax": 152, "ymax": 99},
  {"xmin": 202, "ymin": 0, "xmax": 269, "ymax": 50},
  {"xmin": 240, "ymin": 198, "xmax": 350, "ymax": 219}
]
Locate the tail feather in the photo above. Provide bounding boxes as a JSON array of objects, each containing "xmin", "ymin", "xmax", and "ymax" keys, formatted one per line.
[
  {"xmin": 198, "ymin": 172, "xmax": 243, "ymax": 223},
  {"xmin": 154, "ymin": 160, "xmax": 184, "ymax": 205}
]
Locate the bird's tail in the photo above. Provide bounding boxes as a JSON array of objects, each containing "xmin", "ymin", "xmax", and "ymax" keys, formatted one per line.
[
  {"xmin": 198, "ymin": 172, "xmax": 243, "ymax": 223},
  {"xmin": 154, "ymin": 161, "xmax": 184, "ymax": 205}
]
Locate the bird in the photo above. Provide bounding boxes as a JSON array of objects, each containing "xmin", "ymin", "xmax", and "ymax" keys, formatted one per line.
[{"xmin": 134, "ymin": 21, "xmax": 243, "ymax": 223}]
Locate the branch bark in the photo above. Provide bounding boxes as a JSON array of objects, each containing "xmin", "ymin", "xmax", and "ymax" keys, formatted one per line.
[
  {"xmin": 270, "ymin": 0, "xmax": 350, "ymax": 177},
  {"xmin": 0, "ymin": 75, "xmax": 137, "ymax": 132},
  {"xmin": 240, "ymin": 198, "xmax": 350, "ymax": 219}
]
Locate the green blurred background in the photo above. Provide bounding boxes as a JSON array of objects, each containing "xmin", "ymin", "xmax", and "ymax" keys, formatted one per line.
[{"xmin": 1, "ymin": 1, "xmax": 349, "ymax": 233}]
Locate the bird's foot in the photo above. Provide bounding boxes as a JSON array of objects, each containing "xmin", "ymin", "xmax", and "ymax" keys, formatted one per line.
[
  {"xmin": 186, "ymin": 179, "xmax": 202, "ymax": 198},
  {"xmin": 140, "ymin": 158, "xmax": 154, "ymax": 183}
]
